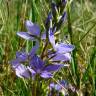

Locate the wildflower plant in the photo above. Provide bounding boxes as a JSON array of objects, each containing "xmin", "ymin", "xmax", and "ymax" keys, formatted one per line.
[{"xmin": 10, "ymin": 0, "xmax": 75, "ymax": 95}]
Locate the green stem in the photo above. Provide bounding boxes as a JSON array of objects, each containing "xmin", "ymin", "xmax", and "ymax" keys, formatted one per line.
[
  {"xmin": 41, "ymin": 39, "xmax": 49, "ymax": 59},
  {"xmin": 32, "ymin": 78, "xmax": 37, "ymax": 96},
  {"xmin": 78, "ymin": 22, "xmax": 96, "ymax": 43},
  {"xmin": 41, "ymin": 18, "xmax": 52, "ymax": 59}
]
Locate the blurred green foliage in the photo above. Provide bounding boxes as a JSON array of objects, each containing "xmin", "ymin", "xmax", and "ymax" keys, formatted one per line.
[{"xmin": 0, "ymin": 0, "xmax": 96, "ymax": 96}]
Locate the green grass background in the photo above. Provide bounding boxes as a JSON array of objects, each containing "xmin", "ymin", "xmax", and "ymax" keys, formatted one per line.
[{"xmin": 0, "ymin": 0, "xmax": 96, "ymax": 96}]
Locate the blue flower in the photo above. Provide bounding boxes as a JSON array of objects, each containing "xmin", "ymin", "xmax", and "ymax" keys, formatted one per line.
[
  {"xmin": 41, "ymin": 28, "xmax": 74, "ymax": 62},
  {"xmin": 10, "ymin": 42, "xmax": 64, "ymax": 79},
  {"xmin": 28, "ymin": 55, "xmax": 64, "ymax": 79},
  {"xmin": 49, "ymin": 80, "xmax": 68, "ymax": 96},
  {"xmin": 17, "ymin": 20, "xmax": 40, "ymax": 40},
  {"xmin": 10, "ymin": 51, "xmax": 30, "ymax": 78},
  {"xmin": 10, "ymin": 58, "xmax": 30, "ymax": 78},
  {"xmin": 49, "ymin": 29, "xmax": 74, "ymax": 53},
  {"xmin": 50, "ymin": 80, "xmax": 68, "ymax": 91},
  {"xmin": 10, "ymin": 42, "xmax": 39, "ymax": 78},
  {"xmin": 10, "ymin": 51, "xmax": 28, "ymax": 68},
  {"xmin": 48, "ymin": 29, "xmax": 74, "ymax": 62}
]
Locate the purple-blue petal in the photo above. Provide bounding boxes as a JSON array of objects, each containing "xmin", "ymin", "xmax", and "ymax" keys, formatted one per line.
[
  {"xmin": 29, "ymin": 55, "xmax": 44, "ymax": 71},
  {"xmin": 50, "ymin": 83, "xmax": 55, "ymax": 88},
  {"xmin": 55, "ymin": 84, "xmax": 62, "ymax": 91},
  {"xmin": 45, "ymin": 12, "xmax": 53, "ymax": 25},
  {"xmin": 27, "ymin": 67, "xmax": 36, "ymax": 76},
  {"xmin": 44, "ymin": 64, "xmax": 64, "ymax": 72},
  {"xmin": 16, "ymin": 51, "xmax": 28, "ymax": 62},
  {"xmin": 50, "ymin": 83, "xmax": 62, "ymax": 91},
  {"xmin": 40, "ymin": 71, "xmax": 53, "ymax": 78},
  {"xmin": 25, "ymin": 20, "xmax": 40, "ymax": 36},
  {"xmin": 15, "ymin": 64, "xmax": 30, "ymax": 78},
  {"xmin": 55, "ymin": 43, "xmax": 75, "ymax": 53},
  {"xmin": 49, "ymin": 29, "xmax": 55, "ymax": 47},
  {"xmin": 10, "ymin": 59, "xmax": 20, "ymax": 69},
  {"xmin": 29, "ymin": 41, "xmax": 39, "ymax": 57},
  {"xmin": 50, "ymin": 53, "xmax": 71, "ymax": 62},
  {"xmin": 17, "ymin": 32, "xmax": 34, "ymax": 40}
]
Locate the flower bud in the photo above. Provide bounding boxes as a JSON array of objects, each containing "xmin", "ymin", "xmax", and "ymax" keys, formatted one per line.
[
  {"xmin": 53, "ymin": 12, "xmax": 66, "ymax": 32},
  {"xmin": 58, "ymin": 0, "xmax": 67, "ymax": 14},
  {"xmin": 45, "ymin": 12, "xmax": 53, "ymax": 31},
  {"xmin": 51, "ymin": 1, "xmax": 58, "ymax": 21}
]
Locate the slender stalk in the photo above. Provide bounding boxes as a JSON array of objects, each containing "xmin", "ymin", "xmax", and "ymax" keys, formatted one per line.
[
  {"xmin": 32, "ymin": 79, "xmax": 37, "ymax": 96},
  {"xmin": 41, "ymin": 39, "xmax": 49, "ymax": 59},
  {"xmin": 78, "ymin": 22, "xmax": 96, "ymax": 43},
  {"xmin": 41, "ymin": 18, "xmax": 52, "ymax": 59}
]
